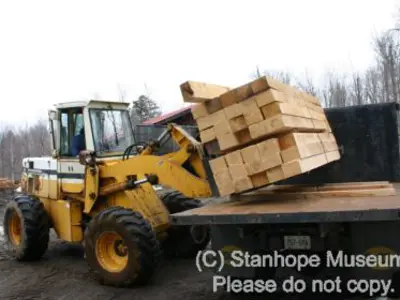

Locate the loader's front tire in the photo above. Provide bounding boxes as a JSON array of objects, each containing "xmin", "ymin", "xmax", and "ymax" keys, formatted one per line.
[
  {"xmin": 3, "ymin": 195, "xmax": 50, "ymax": 261},
  {"xmin": 84, "ymin": 207, "xmax": 161, "ymax": 287},
  {"xmin": 159, "ymin": 190, "xmax": 210, "ymax": 258}
]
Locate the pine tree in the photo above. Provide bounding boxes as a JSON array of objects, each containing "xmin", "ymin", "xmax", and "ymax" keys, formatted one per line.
[{"xmin": 131, "ymin": 95, "xmax": 162, "ymax": 123}]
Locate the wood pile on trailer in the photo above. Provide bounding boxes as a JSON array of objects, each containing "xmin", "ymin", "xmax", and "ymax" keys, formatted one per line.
[
  {"xmin": 180, "ymin": 76, "xmax": 341, "ymax": 196},
  {"xmin": 174, "ymin": 182, "xmax": 398, "ymax": 219},
  {"xmin": 241, "ymin": 181, "xmax": 397, "ymax": 200},
  {"xmin": 0, "ymin": 178, "xmax": 16, "ymax": 190}
]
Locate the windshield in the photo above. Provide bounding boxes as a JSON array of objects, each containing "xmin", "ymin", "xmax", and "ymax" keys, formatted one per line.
[{"xmin": 89, "ymin": 109, "xmax": 135, "ymax": 156}]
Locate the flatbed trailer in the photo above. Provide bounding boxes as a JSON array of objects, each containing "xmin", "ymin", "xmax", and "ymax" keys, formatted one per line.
[
  {"xmin": 171, "ymin": 182, "xmax": 400, "ymax": 225},
  {"xmin": 170, "ymin": 102, "xmax": 400, "ymax": 297}
]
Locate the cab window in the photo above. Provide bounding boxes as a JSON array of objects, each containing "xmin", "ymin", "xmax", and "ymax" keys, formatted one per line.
[{"xmin": 60, "ymin": 108, "xmax": 85, "ymax": 156}]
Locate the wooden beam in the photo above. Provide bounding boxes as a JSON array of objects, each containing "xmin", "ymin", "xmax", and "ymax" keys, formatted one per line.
[
  {"xmin": 252, "ymin": 182, "xmax": 392, "ymax": 194},
  {"xmin": 180, "ymin": 81, "xmax": 230, "ymax": 103},
  {"xmin": 239, "ymin": 187, "xmax": 397, "ymax": 200}
]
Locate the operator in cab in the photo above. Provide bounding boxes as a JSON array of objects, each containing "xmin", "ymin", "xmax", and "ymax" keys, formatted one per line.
[{"xmin": 71, "ymin": 127, "xmax": 85, "ymax": 156}]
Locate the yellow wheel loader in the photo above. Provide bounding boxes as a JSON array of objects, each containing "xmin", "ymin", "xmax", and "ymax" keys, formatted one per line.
[{"xmin": 3, "ymin": 100, "xmax": 213, "ymax": 287}]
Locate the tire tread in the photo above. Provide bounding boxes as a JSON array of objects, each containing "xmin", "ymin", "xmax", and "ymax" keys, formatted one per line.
[{"xmin": 84, "ymin": 207, "xmax": 161, "ymax": 287}]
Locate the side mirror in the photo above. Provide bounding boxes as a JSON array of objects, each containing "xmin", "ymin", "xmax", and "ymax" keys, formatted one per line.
[{"xmin": 48, "ymin": 110, "xmax": 58, "ymax": 121}]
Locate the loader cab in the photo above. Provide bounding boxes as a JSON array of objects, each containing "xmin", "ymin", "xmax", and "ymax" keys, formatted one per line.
[
  {"xmin": 48, "ymin": 100, "xmax": 135, "ymax": 194},
  {"xmin": 48, "ymin": 100, "xmax": 136, "ymax": 160},
  {"xmin": 48, "ymin": 103, "xmax": 88, "ymax": 159}
]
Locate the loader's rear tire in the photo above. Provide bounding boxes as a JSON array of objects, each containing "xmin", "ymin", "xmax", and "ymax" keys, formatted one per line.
[
  {"xmin": 159, "ymin": 189, "xmax": 210, "ymax": 258},
  {"xmin": 84, "ymin": 207, "xmax": 161, "ymax": 287},
  {"xmin": 3, "ymin": 195, "xmax": 50, "ymax": 261}
]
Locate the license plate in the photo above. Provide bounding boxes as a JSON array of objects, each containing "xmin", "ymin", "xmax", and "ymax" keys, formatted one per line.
[{"xmin": 284, "ymin": 236, "xmax": 311, "ymax": 250}]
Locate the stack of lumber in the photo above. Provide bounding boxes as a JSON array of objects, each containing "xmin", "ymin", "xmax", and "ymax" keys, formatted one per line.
[
  {"xmin": 180, "ymin": 76, "xmax": 341, "ymax": 196},
  {"xmin": 0, "ymin": 178, "xmax": 16, "ymax": 190}
]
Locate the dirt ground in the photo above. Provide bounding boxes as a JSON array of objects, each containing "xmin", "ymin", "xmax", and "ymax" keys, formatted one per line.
[
  {"xmin": 0, "ymin": 192, "xmax": 393, "ymax": 300},
  {"xmin": 0, "ymin": 192, "xmax": 230, "ymax": 300}
]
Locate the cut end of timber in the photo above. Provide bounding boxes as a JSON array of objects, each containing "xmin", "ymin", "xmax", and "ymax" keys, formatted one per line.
[{"xmin": 180, "ymin": 80, "xmax": 231, "ymax": 103}]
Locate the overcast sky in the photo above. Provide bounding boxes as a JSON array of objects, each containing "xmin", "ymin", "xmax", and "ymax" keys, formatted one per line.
[{"xmin": 0, "ymin": 0, "xmax": 399, "ymax": 126}]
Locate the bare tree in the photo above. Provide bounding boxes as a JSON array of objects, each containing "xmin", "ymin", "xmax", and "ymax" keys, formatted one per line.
[
  {"xmin": 30, "ymin": 120, "xmax": 51, "ymax": 156},
  {"xmin": 251, "ymin": 67, "xmax": 292, "ymax": 84},
  {"xmin": 296, "ymin": 70, "xmax": 318, "ymax": 97},
  {"xmin": 0, "ymin": 120, "xmax": 50, "ymax": 180},
  {"xmin": 252, "ymin": 65, "xmax": 263, "ymax": 79},
  {"xmin": 364, "ymin": 66, "xmax": 383, "ymax": 104},
  {"xmin": 144, "ymin": 83, "xmax": 152, "ymax": 98},
  {"xmin": 350, "ymin": 72, "xmax": 364, "ymax": 106},
  {"xmin": 374, "ymin": 33, "xmax": 400, "ymax": 103},
  {"xmin": 117, "ymin": 84, "xmax": 127, "ymax": 102},
  {"xmin": 320, "ymin": 72, "xmax": 349, "ymax": 108}
]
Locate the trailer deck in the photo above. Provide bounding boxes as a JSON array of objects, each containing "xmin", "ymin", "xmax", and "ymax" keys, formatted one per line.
[{"xmin": 171, "ymin": 182, "xmax": 400, "ymax": 225}]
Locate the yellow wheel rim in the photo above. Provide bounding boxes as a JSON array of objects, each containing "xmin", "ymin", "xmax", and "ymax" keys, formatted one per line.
[
  {"xmin": 8, "ymin": 211, "xmax": 21, "ymax": 246},
  {"xmin": 95, "ymin": 231, "xmax": 128, "ymax": 273}
]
